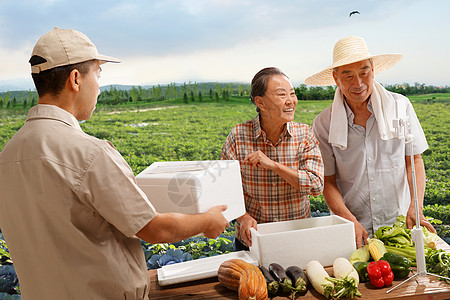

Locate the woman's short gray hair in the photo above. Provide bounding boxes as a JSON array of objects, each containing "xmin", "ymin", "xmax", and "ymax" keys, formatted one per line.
[{"xmin": 250, "ymin": 67, "xmax": 288, "ymax": 113}]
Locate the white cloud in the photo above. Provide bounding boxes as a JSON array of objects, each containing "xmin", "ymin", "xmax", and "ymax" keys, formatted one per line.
[
  {"xmin": 0, "ymin": 0, "xmax": 449, "ymax": 88},
  {"xmin": 0, "ymin": 44, "xmax": 33, "ymax": 79}
]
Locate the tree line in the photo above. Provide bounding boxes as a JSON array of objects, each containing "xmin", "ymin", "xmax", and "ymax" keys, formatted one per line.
[
  {"xmin": 295, "ymin": 82, "xmax": 450, "ymax": 100},
  {"xmin": 0, "ymin": 82, "xmax": 448, "ymax": 109},
  {"xmin": 97, "ymin": 82, "xmax": 239, "ymax": 105}
]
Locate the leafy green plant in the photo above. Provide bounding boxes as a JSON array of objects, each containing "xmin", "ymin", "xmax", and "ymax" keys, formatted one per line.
[
  {"xmin": 0, "ymin": 235, "xmax": 19, "ymax": 296},
  {"xmin": 0, "ymin": 236, "xmax": 12, "ymax": 266},
  {"xmin": 141, "ymin": 221, "xmax": 236, "ymax": 269},
  {"xmin": 310, "ymin": 195, "xmax": 330, "ymax": 214},
  {"xmin": 147, "ymin": 248, "xmax": 192, "ymax": 269},
  {"xmin": 424, "ymin": 204, "xmax": 450, "ymax": 224}
]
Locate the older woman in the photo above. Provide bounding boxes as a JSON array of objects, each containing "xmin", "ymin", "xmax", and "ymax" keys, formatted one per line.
[{"xmin": 221, "ymin": 67, "xmax": 324, "ymax": 250}]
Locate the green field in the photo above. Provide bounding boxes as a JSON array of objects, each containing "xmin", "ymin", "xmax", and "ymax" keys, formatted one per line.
[
  {"xmin": 408, "ymin": 93, "xmax": 450, "ymax": 102},
  {"xmin": 84, "ymin": 98, "xmax": 331, "ymax": 175},
  {"xmin": 0, "ymin": 97, "xmax": 448, "ymax": 225}
]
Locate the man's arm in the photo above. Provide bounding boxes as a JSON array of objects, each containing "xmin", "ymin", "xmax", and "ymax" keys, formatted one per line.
[
  {"xmin": 405, "ymin": 154, "xmax": 436, "ymax": 233},
  {"xmin": 136, "ymin": 205, "xmax": 229, "ymax": 244},
  {"xmin": 323, "ymin": 175, "xmax": 368, "ymax": 248}
]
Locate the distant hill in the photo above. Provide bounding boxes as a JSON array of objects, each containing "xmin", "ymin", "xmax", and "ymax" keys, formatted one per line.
[
  {"xmin": 100, "ymin": 84, "xmax": 154, "ymax": 91},
  {"xmin": 99, "ymin": 82, "xmax": 249, "ymax": 92},
  {"xmin": 0, "ymin": 82, "xmax": 251, "ymax": 102},
  {"xmin": 0, "ymin": 78, "xmax": 35, "ymax": 92}
]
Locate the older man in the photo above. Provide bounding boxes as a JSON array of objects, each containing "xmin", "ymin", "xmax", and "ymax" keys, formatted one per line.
[
  {"xmin": 222, "ymin": 67, "xmax": 324, "ymax": 250},
  {"xmin": 0, "ymin": 28, "xmax": 229, "ymax": 299},
  {"xmin": 306, "ymin": 36, "xmax": 436, "ymax": 248}
]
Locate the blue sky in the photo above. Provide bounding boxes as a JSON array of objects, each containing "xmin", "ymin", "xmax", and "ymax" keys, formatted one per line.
[{"xmin": 0, "ymin": 0, "xmax": 449, "ymax": 91}]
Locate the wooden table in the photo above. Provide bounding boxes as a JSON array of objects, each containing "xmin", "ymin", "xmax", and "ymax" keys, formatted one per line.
[{"xmin": 148, "ymin": 239, "xmax": 450, "ymax": 299}]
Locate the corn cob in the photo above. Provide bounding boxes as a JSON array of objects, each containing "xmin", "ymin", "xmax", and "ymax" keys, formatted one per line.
[{"xmin": 368, "ymin": 238, "xmax": 387, "ymax": 261}]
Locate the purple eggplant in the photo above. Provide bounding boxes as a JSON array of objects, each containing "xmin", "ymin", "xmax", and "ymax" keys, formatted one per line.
[
  {"xmin": 269, "ymin": 263, "xmax": 293, "ymax": 294},
  {"xmin": 259, "ymin": 266, "xmax": 279, "ymax": 297}
]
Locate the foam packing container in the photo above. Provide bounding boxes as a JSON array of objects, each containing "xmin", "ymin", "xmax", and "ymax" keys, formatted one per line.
[
  {"xmin": 136, "ymin": 160, "xmax": 246, "ymax": 222},
  {"xmin": 157, "ymin": 250, "xmax": 258, "ymax": 286},
  {"xmin": 250, "ymin": 215, "xmax": 356, "ymax": 269}
]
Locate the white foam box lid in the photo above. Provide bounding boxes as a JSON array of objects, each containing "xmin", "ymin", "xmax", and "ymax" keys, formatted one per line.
[
  {"xmin": 136, "ymin": 160, "xmax": 246, "ymax": 221},
  {"xmin": 250, "ymin": 215, "xmax": 356, "ymax": 269},
  {"xmin": 157, "ymin": 250, "xmax": 258, "ymax": 286}
]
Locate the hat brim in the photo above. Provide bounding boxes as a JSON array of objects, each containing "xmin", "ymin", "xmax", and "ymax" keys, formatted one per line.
[
  {"xmin": 305, "ymin": 53, "xmax": 403, "ymax": 86},
  {"xmin": 96, "ymin": 54, "xmax": 121, "ymax": 64}
]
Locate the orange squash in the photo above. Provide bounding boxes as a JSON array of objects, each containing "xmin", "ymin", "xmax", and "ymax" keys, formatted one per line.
[{"xmin": 218, "ymin": 259, "xmax": 268, "ymax": 300}]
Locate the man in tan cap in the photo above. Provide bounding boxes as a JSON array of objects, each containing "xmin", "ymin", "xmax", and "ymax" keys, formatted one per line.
[
  {"xmin": 0, "ymin": 27, "xmax": 229, "ymax": 299},
  {"xmin": 306, "ymin": 36, "xmax": 436, "ymax": 248}
]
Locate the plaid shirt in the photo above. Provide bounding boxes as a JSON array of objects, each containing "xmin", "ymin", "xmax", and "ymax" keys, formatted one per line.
[{"xmin": 221, "ymin": 115, "xmax": 324, "ymax": 238}]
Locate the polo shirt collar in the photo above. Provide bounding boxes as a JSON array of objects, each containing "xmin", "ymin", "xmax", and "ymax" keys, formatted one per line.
[{"xmin": 27, "ymin": 104, "xmax": 83, "ymax": 131}]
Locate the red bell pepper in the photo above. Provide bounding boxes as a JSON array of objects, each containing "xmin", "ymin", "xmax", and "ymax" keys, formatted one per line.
[{"xmin": 367, "ymin": 260, "xmax": 394, "ymax": 288}]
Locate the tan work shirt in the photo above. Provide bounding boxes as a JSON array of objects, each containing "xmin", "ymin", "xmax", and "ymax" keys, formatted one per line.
[{"xmin": 0, "ymin": 105, "xmax": 156, "ymax": 299}]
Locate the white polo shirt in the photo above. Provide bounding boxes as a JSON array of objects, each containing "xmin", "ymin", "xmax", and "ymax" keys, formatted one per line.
[{"xmin": 0, "ymin": 104, "xmax": 156, "ymax": 299}]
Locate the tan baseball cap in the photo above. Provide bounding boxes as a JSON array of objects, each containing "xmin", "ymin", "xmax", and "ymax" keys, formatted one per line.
[{"xmin": 30, "ymin": 27, "xmax": 120, "ymax": 73}]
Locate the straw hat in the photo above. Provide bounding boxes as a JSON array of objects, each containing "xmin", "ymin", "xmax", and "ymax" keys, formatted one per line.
[{"xmin": 305, "ymin": 36, "xmax": 402, "ymax": 86}]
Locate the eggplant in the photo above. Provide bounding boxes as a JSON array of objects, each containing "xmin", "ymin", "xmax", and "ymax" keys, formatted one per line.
[
  {"xmin": 286, "ymin": 266, "xmax": 308, "ymax": 295},
  {"xmin": 259, "ymin": 266, "xmax": 279, "ymax": 297},
  {"xmin": 269, "ymin": 263, "xmax": 293, "ymax": 294}
]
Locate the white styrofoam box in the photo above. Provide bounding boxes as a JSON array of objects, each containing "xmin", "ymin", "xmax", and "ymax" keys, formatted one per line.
[
  {"xmin": 136, "ymin": 160, "xmax": 246, "ymax": 222},
  {"xmin": 249, "ymin": 215, "xmax": 356, "ymax": 269},
  {"xmin": 157, "ymin": 250, "xmax": 258, "ymax": 286}
]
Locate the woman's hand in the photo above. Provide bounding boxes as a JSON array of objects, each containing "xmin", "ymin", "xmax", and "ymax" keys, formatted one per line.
[{"xmin": 243, "ymin": 150, "xmax": 275, "ymax": 170}]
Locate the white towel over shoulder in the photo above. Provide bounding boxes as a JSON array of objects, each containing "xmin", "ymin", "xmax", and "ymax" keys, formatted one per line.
[{"xmin": 328, "ymin": 82, "xmax": 406, "ymax": 150}]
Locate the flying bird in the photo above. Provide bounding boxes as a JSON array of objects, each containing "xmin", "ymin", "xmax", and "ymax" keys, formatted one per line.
[{"xmin": 349, "ymin": 10, "xmax": 360, "ymax": 17}]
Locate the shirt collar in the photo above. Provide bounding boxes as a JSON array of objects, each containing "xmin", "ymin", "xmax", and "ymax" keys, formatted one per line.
[
  {"xmin": 343, "ymin": 100, "xmax": 355, "ymax": 125},
  {"xmin": 27, "ymin": 104, "xmax": 83, "ymax": 131},
  {"xmin": 343, "ymin": 97, "xmax": 374, "ymax": 126},
  {"xmin": 251, "ymin": 114, "xmax": 293, "ymax": 140}
]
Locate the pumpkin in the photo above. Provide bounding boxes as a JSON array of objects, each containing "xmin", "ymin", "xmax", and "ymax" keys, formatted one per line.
[{"xmin": 218, "ymin": 259, "xmax": 268, "ymax": 300}]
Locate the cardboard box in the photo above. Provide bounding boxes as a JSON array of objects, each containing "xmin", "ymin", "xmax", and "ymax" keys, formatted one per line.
[
  {"xmin": 136, "ymin": 160, "xmax": 246, "ymax": 222},
  {"xmin": 249, "ymin": 215, "xmax": 356, "ymax": 269}
]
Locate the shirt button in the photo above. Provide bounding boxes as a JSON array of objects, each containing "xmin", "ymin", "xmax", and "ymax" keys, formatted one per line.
[
  {"xmin": 273, "ymin": 218, "xmax": 279, "ymax": 222},
  {"xmin": 368, "ymin": 158, "xmax": 372, "ymax": 161},
  {"xmin": 370, "ymin": 178, "xmax": 374, "ymax": 181},
  {"xmin": 272, "ymin": 182, "xmax": 277, "ymax": 186},
  {"xmin": 372, "ymin": 198, "xmax": 376, "ymax": 201},
  {"xmin": 373, "ymin": 217, "xmax": 377, "ymax": 221}
]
